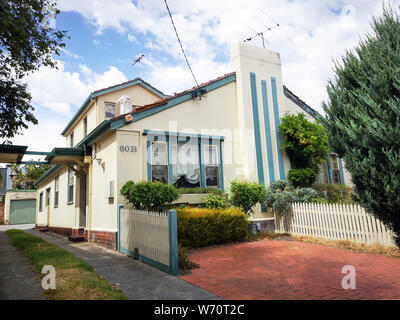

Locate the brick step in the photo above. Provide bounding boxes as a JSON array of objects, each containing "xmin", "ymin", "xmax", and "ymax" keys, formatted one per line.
[
  {"xmin": 68, "ymin": 236, "xmax": 85, "ymax": 243},
  {"xmin": 37, "ymin": 227, "xmax": 49, "ymax": 232}
]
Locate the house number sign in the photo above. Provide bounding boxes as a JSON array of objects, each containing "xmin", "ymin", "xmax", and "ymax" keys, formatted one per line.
[{"xmin": 120, "ymin": 145, "xmax": 137, "ymax": 152}]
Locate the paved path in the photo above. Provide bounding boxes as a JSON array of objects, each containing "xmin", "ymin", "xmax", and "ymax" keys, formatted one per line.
[
  {"xmin": 27, "ymin": 230, "xmax": 219, "ymax": 300},
  {"xmin": 180, "ymin": 240, "xmax": 400, "ymax": 300},
  {"xmin": 0, "ymin": 224, "xmax": 35, "ymax": 232},
  {"xmin": 0, "ymin": 231, "xmax": 44, "ymax": 300}
]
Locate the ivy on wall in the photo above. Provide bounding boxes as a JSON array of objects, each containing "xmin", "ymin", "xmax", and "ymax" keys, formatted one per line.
[{"xmin": 279, "ymin": 113, "xmax": 330, "ymax": 187}]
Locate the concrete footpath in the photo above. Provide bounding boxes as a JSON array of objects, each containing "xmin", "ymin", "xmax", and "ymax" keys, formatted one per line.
[
  {"xmin": 0, "ymin": 231, "xmax": 44, "ymax": 300},
  {"xmin": 26, "ymin": 229, "xmax": 220, "ymax": 300}
]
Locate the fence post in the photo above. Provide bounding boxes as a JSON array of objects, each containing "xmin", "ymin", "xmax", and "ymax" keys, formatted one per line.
[
  {"xmin": 168, "ymin": 209, "xmax": 179, "ymax": 276},
  {"xmin": 117, "ymin": 204, "xmax": 124, "ymax": 252}
]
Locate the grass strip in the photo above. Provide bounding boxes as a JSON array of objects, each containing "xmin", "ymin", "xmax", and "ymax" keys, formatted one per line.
[{"xmin": 5, "ymin": 229, "xmax": 127, "ymax": 300}]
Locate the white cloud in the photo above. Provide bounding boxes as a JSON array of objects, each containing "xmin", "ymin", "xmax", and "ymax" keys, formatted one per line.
[{"xmin": 57, "ymin": 0, "xmax": 400, "ymax": 113}]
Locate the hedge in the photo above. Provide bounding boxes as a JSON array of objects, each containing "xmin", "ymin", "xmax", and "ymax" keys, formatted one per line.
[{"xmin": 177, "ymin": 208, "xmax": 249, "ymax": 248}]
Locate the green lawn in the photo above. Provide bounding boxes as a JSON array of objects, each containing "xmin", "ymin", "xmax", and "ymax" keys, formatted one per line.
[{"xmin": 5, "ymin": 230, "xmax": 127, "ymax": 300}]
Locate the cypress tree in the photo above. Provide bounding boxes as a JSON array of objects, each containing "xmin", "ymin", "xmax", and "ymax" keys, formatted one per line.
[{"xmin": 323, "ymin": 7, "xmax": 400, "ymax": 246}]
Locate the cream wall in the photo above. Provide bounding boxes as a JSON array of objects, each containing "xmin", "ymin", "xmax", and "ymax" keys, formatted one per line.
[
  {"xmin": 65, "ymin": 84, "xmax": 162, "ymax": 147},
  {"xmin": 90, "ymin": 132, "xmax": 118, "ymax": 233},
  {"xmin": 36, "ymin": 167, "xmax": 79, "ymax": 228}
]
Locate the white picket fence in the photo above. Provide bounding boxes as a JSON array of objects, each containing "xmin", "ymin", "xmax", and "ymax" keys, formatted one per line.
[
  {"xmin": 275, "ymin": 202, "xmax": 395, "ymax": 246},
  {"xmin": 120, "ymin": 209, "xmax": 170, "ymax": 266}
]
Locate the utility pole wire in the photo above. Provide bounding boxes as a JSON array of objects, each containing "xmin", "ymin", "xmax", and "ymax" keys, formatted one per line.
[{"xmin": 164, "ymin": 0, "xmax": 200, "ymax": 89}]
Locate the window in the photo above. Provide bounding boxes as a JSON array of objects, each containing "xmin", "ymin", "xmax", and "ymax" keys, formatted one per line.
[
  {"xmin": 171, "ymin": 141, "xmax": 200, "ymax": 188},
  {"xmin": 203, "ymin": 145, "xmax": 220, "ymax": 188},
  {"xmin": 39, "ymin": 192, "xmax": 43, "ymax": 211},
  {"xmin": 330, "ymin": 154, "xmax": 342, "ymax": 184},
  {"xmin": 83, "ymin": 117, "xmax": 88, "ymax": 137},
  {"xmin": 67, "ymin": 169, "xmax": 74, "ymax": 204},
  {"xmin": 150, "ymin": 141, "xmax": 168, "ymax": 183},
  {"xmin": 46, "ymin": 188, "xmax": 51, "ymax": 207},
  {"xmin": 70, "ymin": 131, "xmax": 74, "ymax": 148},
  {"xmin": 105, "ymin": 102, "xmax": 116, "ymax": 119},
  {"xmin": 54, "ymin": 176, "xmax": 59, "ymax": 207}
]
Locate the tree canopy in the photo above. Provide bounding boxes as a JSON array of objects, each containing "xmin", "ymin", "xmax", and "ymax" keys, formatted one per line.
[
  {"xmin": 322, "ymin": 7, "xmax": 400, "ymax": 245},
  {"xmin": 0, "ymin": 0, "xmax": 67, "ymax": 142}
]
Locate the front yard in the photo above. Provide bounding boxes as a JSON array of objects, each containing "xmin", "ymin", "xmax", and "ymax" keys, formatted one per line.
[
  {"xmin": 180, "ymin": 238, "xmax": 400, "ymax": 300},
  {"xmin": 5, "ymin": 230, "xmax": 127, "ymax": 300}
]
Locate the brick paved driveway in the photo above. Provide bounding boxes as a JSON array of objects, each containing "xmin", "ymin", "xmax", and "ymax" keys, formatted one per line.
[{"xmin": 180, "ymin": 240, "xmax": 400, "ymax": 300}]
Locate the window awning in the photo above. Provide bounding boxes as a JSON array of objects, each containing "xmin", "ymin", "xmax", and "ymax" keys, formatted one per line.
[
  {"xmin": 0, "ymin": 145, "xmax": 85, "ymax": 165},
  {"xmin": 0, "ymin": 145, "xmax": 28, "ymax": 163},
  {"xmin": 45, "ymin": 148, "xmax": 85, "ymax": 165}
]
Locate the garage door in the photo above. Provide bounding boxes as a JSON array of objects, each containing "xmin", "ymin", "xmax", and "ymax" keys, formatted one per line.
[{"xmin": 9, "ymin": 199, "xmax": 37, "ymax": 225}]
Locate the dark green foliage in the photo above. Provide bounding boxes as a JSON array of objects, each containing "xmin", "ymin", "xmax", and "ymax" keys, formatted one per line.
[
  {"xmin": 203, "ymin": 194, "xmax": 228, "ymax": 209},
  {"xmin": 288, "ymin": 168, "xmax": 318, "ymax": 188},
  {"xmin": 293, "ymin": 188, "xmax": 319, "ymax": 203},
  {"xmin": 11, "ymin": 163, "xmax": 51, "ymax": 189},
  {"xmin": 279, "ymin": 113, "xmax": 330, "ymax": 187},
  {"xmin": 313, "ymin": 184, "xmax": 358, "ymax": 204},
  {"xmin": 0, "ymin": 0, "xmax": 67, "ymax": 141},
  {"xmin": 177, "ymin": 208, "xmax": 249, "ymax": 248},
  {"xmin": 178, "ymin": 245, "xmax": 199, "ymax": 270},
  {"xmin": 178, "ymin": 187, "xmax": 224, "ymax": 195},
  {"xmin": 269, "ymin": 180, "xmax": 290, "ymax": 192},
  {"xmin": 120, "ymin": 181, "xmax": 180, "ymax": 211},
  {"xmin": 322, "ymin": 7, "xmax": 400, "ymax": 245},
  {"xmin": 230, "ymin": 180, "xmax": 267, "ymax": 215}
]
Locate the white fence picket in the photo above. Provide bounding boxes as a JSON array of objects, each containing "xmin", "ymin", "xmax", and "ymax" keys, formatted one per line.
[
  {"xmin": 275, "ymin": 203, "xmax": 395, "ymax": 246},
  {"xmin": 120, "ymin": 209, "xmax": 170, "ymax": 265}
]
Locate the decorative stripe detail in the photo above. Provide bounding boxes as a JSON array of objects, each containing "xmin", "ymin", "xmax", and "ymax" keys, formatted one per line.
[
  {"xmin": 338, "ymin": 157, "xmax": 345, "ymax": 185},
  {"xmin": 261, "ymin": 80, "xmax": 275, "ymax": 184},
  {"xmin": 271, "ymin": 77, "xmax": 286, "ymax": 181},
  {"xmin": 250, "ymin": 73, "xmax": 265, "ymax": 186}
]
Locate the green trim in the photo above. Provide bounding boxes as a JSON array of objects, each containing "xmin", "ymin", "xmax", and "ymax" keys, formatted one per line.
[
  {"xmin": 250, "ymin": 73, "xmax": 265, "ymax": 187},
  {"xmin": 6, "ymin": 189, "xmax": 36, "ymax": 193},
  {"xmin": 338, "ymin": 158, "xmax": 345, "ymax": 185},
  {"xmin": 147, "ymin": 140, "xmax": 151, "ymax": 181},
  {"xmin": 261, "ymin": 80, "xmax": 275, "ymax": 184},
  {"xmin": 271, "ymin": 77, "xmax": 286, "ymax": 181},
  {"xmin": 143, "ymin": 130, "xmax": 225, "ymax": 142},
  {"xmin": 0, "ymin": 145, "xmax": 27, "ymax": 163},
  {"xmin": 199, "ymin": 141, "xmax": 206, "ymax": 188},
  {"xmin": 61, "ymin": 79, "xmax": 167, "ymax": 136},
  {"xmin": 327, "ymin": 159, "xmax": 333, "ymax": 184},
  {"xmin": 34, "ymin": 165, "xmax": 62, "ymax": 187},
  {"xmin": 218, "ymin": 143, "xmax": 224, "ymax": 191},
  {"xmin": 168, "ymin": 209, "xmax": 179, "ymax": 276},
  {"xmin": 111, "ymin": 74, "xmax": 236, "ymax": 131},
  {"xmin": 45, "ymin": 148, "xmax": 85, "ymax": 163},
  {"xmin": 283, "ymin": 87, "xmax": 323, "ymax": 120}
]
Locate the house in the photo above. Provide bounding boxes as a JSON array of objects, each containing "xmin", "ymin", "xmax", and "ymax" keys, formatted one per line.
[{"xmin": 33, "ymin": 42, "xmax": 352, "ymax": 249}]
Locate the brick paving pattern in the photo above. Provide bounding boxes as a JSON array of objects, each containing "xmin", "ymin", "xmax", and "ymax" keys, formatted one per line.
[{"xmin": 180, "ymin": 240, "xmax": 400, "ymax": 300}]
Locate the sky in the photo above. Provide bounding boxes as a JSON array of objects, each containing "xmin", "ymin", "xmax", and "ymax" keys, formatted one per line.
[{"xmin": 9, "ymin": 0, "xmax": 400, "ymax": 158}]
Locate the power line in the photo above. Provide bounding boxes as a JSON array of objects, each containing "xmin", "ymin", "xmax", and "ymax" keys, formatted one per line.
[{"xmin": 164, "ymin": 0, "xmax": 200, "ymax": 89}]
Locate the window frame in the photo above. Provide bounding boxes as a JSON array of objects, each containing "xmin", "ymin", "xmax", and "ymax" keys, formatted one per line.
[
  {"xmin": 70, "ymin": 131, "xmax": 74, "ymax": 148},
  {"xmin": 54, "ymin": 176, "xmax": 59, "ymax": 208},
  {"xmin": 330, "ymin": 154, "xmax": 342, "ymax": 185},
  {"xmin": 46, "ymin": 187, "xmax": 51, "ymax": 207},
  {"xmin": 203, "ymin": 144, "xmax": 220, "ymax": 189},
  {"xmin": 105, "ymin": 102, "xmax": 116, "ymax": 119},
  {"xmin": 39, "ymin": 192, "xmax": 43, "ymax": 212},
  {"xmin": 83, "ymin": 116, "xmax": 88, "ymax": 137},
  {"xmin": 67, "ymin": 169, "xmax": 74, "ymax": 204},
  {"xmin": 150, "ymin": 141, "xmax": 169, "ymax": 184}
]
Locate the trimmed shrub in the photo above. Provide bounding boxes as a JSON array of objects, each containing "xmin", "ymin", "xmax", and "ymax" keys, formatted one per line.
[
  {"xmin": 203, "ymin": 194, "xmax": 227, "ymax": 209},
  {"xmin": 120, "ymin": 181, "xmax": 180, "ymax": 211},
  {"xmin": 177, "ymin": 208, "xmax": 249, "ymax": 248},
  {"xmin": 313, "ymin": 184, "xmax": 357, "ymax": 204},
  {"xmin": 293, "ymin": 188, "xmax": 319, "ymax": 203},
  {"xmin": 269, "ymin": 180, "xmax": 291, "ymax": 192},
  {"xmin": 178, "ymin": 187, "xmax": 224, "ymax": 195},
  {"xmin": 288, "ymin": 168, "xmax": 318, "ymax": 188},
  {"xmin": 230, "ymin": 180, "xmax": 267, "ymax": 215}
]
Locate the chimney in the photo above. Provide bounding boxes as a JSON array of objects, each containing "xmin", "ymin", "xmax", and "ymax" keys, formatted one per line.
[{"xmin": 230, "ymin": 42, "xmax": 287, "ymax": 185}]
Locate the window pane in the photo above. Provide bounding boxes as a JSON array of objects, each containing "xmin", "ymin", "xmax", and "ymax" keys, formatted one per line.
[
  {"xmin": 171, "ymin": 142, "xmax": 200, "ymax": 188},
  {"xmin": 333, "ymin": 170, "xmax": 341, "ymax": 184},
  {"xmin": 152, "ymin": 165, "xmax": 168, "ymax": 184},
  {"xmin": 105, "ymin": 103, "xmax": 115, "ymax": 118},
  {"xmin": 151, "ymin": 142, "xmax": 168, "ymax": 165},
  {"xmin": 205, "ymin": 166, "xmax": 219, "ymax": 188},
  {"xmin": 204, "ymin": 145, "xmax": 218, "ymax": 165}
]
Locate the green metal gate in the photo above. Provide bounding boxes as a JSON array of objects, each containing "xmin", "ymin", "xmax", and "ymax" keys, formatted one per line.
[{"xmin": 9, "ymin": 199, "xmax": 37, "ymax": 225}]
